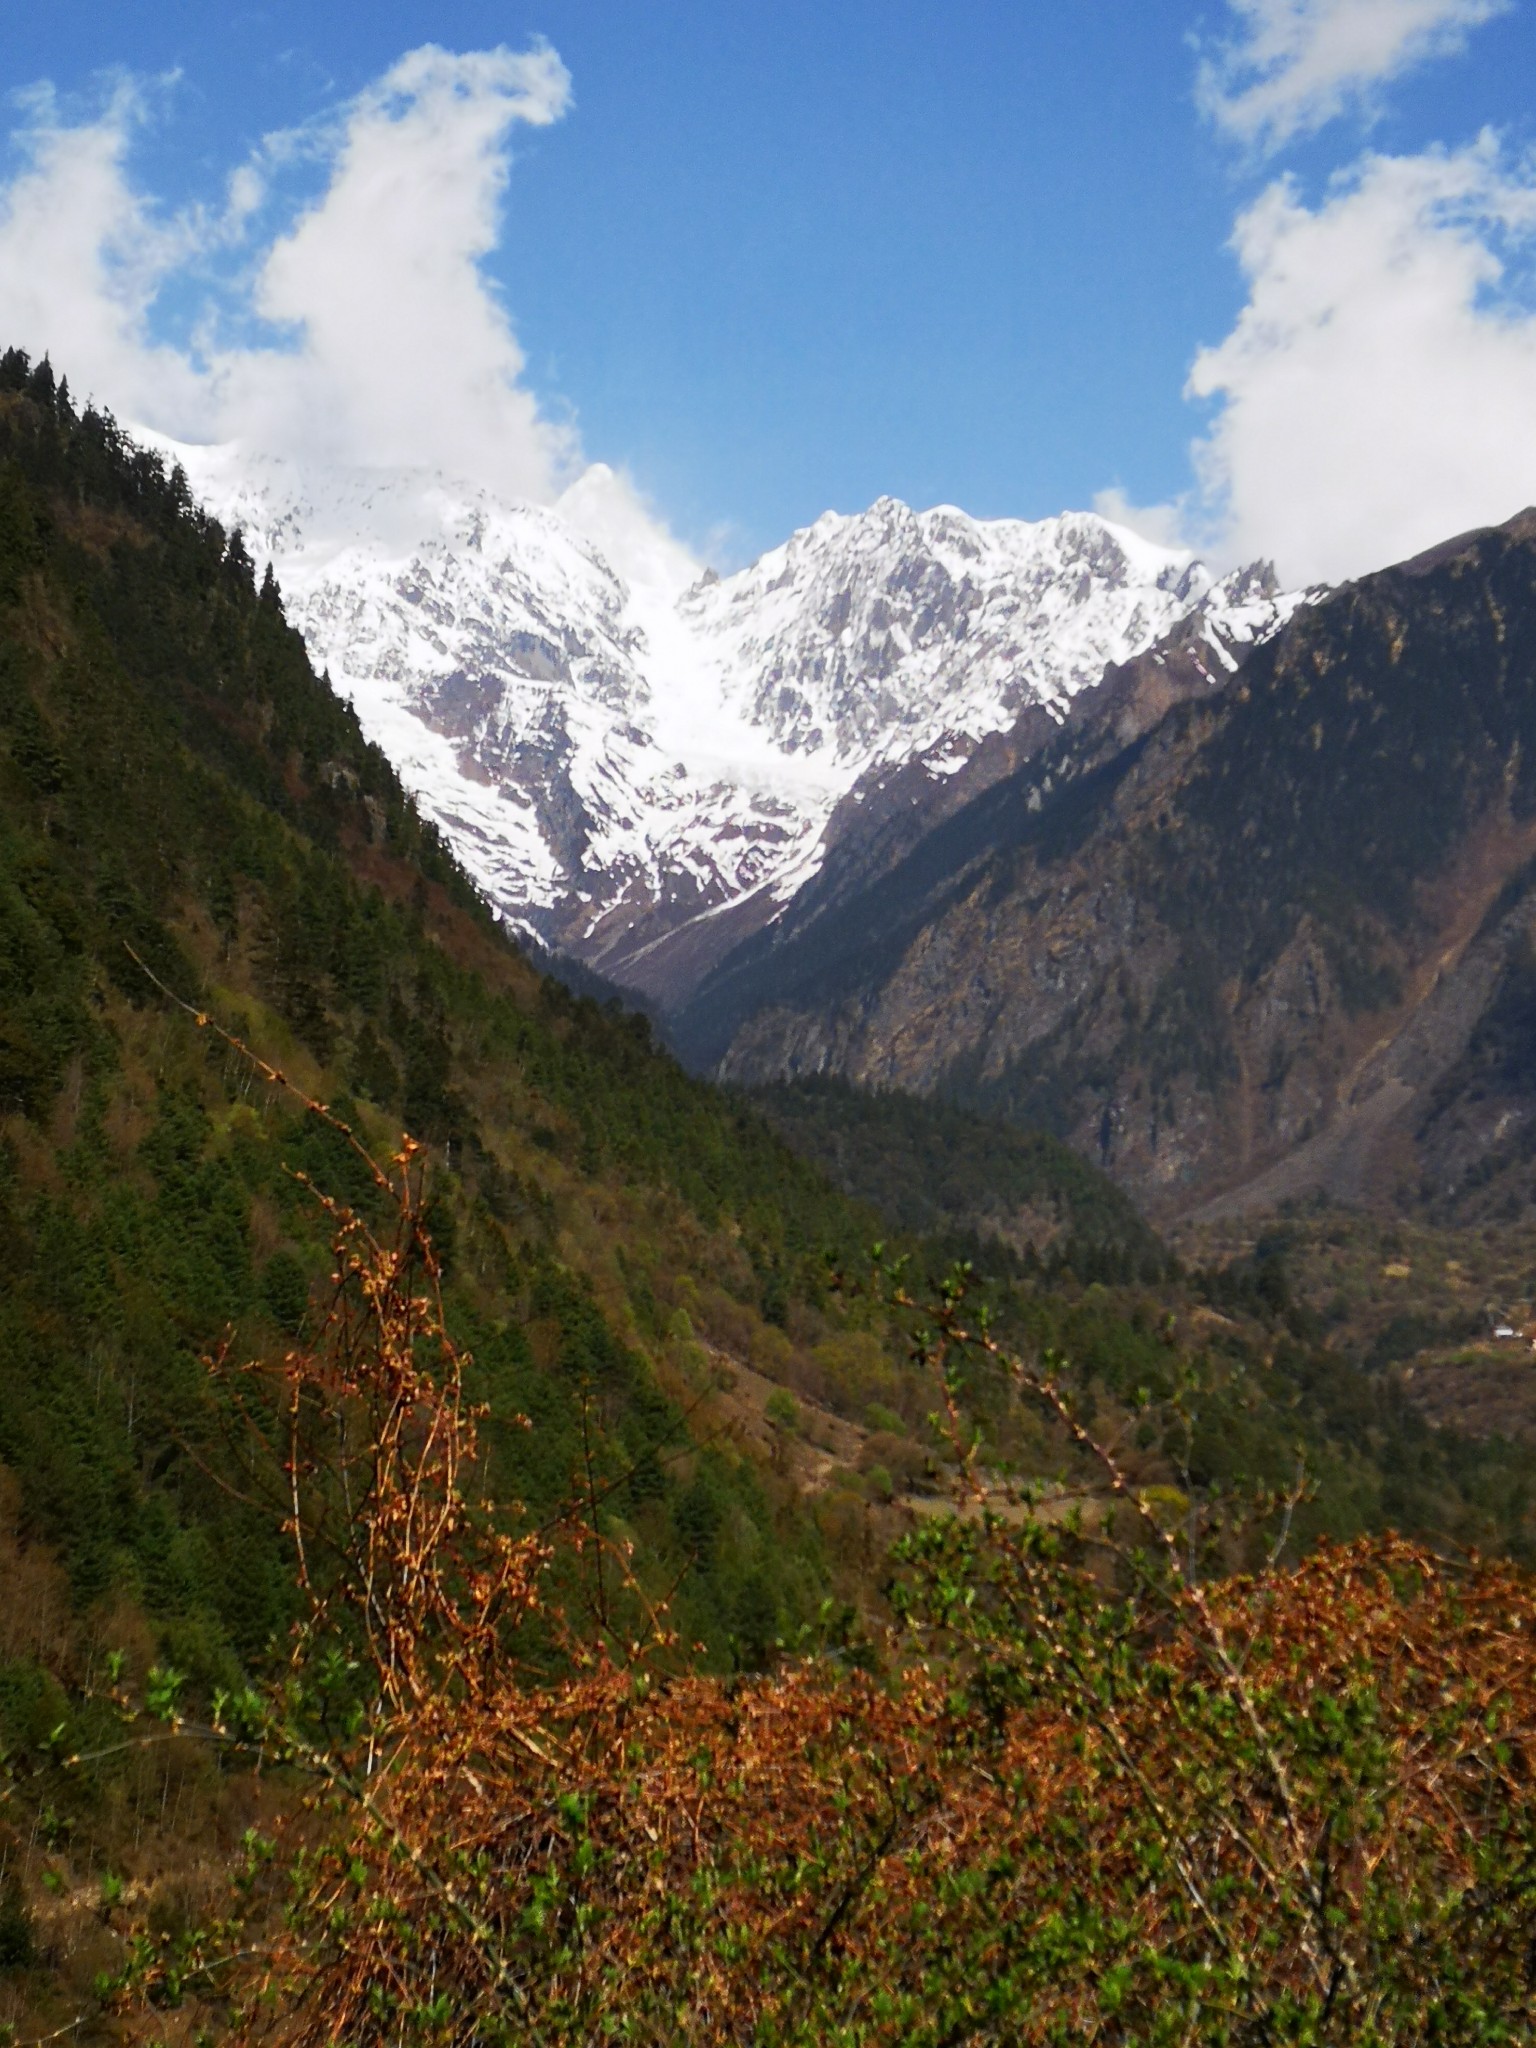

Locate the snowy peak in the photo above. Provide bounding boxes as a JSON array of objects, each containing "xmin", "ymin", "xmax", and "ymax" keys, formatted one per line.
[
  {"xmin": 681, "ymin": 501, "xmax": 1253, "ymax": 766},
  {"xmin": 151, "ymin": 435, "xmax": 1299, "ymax": 1003}
]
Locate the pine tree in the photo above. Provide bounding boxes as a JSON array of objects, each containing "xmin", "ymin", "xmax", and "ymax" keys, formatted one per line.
[
  {"xmin": 25, "ymin": 355, "xmax": 55, "ymax": 410},
  {"xmin": 223, "ymin": 526, "xmax": 255, "ymax": 591}
]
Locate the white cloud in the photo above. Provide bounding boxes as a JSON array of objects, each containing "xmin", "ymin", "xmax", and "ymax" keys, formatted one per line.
[
  {"xmin": 1188, "ymin": 134, "xmax": 1536, "ymax": 583},
  {"xmin": 1090, "ymin": 486, "xmax": 1193, "ymax": 552},
  {"xmin": 0, "ymin": 43, "xmax": 686, "ymax": 550},
  {"xmin": 220, "ymin": 44, "xmax": 576, "ymax": 497},
  {"xmin": 0, "ymin": 75, "xmax": 214, "ymax": 426},
  {"xmin": 1199, "ymin": 0, "xmax": 1510, "ymax": 153},
  {"xmin": 556, "ymin": 462, "xmax": 702, "ymax": 595}
]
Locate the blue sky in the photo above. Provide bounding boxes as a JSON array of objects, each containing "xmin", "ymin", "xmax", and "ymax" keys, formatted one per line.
[{"xmin": 2, "ymin": 2, "xmax": 1536, "ymax": 582}]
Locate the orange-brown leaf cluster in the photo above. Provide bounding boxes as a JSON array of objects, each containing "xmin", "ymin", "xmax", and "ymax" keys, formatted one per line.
[{"xmin": 232, "ymin": 1535, "xmax": 1535, "ymax": 2046}]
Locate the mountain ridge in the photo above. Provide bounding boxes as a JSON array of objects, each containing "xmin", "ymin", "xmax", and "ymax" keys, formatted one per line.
[{"xmin": 7, "ymin": 352, "xmax": 1536, "ymax": 2047}]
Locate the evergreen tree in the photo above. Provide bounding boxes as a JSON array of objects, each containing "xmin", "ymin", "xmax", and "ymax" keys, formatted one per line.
[{"xmin": 25, "ymin": 354, "xmax": 55, "ymax": 410}]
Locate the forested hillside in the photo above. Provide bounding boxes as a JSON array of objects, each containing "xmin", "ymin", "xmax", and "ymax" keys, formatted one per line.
[
  {"xmin": 0, "ymin": 346, "xmax": 1528, "ymax": 1663},
  {"xmin": 751, "ymin": 1076, "xmax": 1165, "ymax": 1271},
  {"xmin": 0, "ymin": 351, "xmax": 915, "ymax": 1679}
]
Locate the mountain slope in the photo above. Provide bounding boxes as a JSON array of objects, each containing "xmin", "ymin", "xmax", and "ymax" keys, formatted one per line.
[
  {"xmin": 677, "ymin": 510, "xmax": 1536, "ymax": 1224},
  {"xmin": 3, "ymin": 351, "xmax": 1528, "ymax": 1663},
  {"xmin": 748, "ymin": 1076, "xmax": 1165, "ymax": 1271},
  {"xmin": 5, "ymin": 351, "xmax": 1536, "ymax": 2005},
  {"xmin": 0, "ymin": 357, "xmax": 946, "ymax": 1676},
  {"xmin": 160, "ymin": 437, "xmax": 1295, "ymax": 1004}
]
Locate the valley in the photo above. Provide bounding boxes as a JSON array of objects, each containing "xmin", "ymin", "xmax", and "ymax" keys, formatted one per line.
[
  {"xmin": 679, "ymin": 510, "xmax": 1536, "ymax": 1235},
  {"xmin": 6, "ymin": 0, "xmax": 1536, "ymax": 2025},
  {"xmin": 0, "ymin": 354, "xmax": 1534, "ymax": 2043},
  {"xmin": 176, "ymin": 415, "xmax": 1536, "ymax": 1268}
]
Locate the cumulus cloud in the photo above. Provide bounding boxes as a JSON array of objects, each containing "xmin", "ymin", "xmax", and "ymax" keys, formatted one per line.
[
  {"xmin": 1090, "ymin": 486, "xmax": 1193, "ymax": 553},
  {"xmin": 0, "ymin": 75, "xmax": 216, "ymax": 428},
  {"xmin": 223, "ymin": 44, "xmax": 575, "ymax": 496},
  {"xmin": 556, "ymin": 463, "xmax": 703, "ymax": 595},
  {"xmin": 1199, "ymin": 0, "xmax": 1510, "ymax": 154},
  {"xmin": 1188, "ymin": 134, "xmax": 1536, "ymax": 584},
  {"xmin": 0, "ymin": 44, "xmax": 609, "ymax": 516}
]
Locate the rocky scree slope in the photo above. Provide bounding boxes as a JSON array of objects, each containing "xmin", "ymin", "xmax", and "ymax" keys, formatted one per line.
[
  {"xmin": 162, "ymin": 440, "xmax": 1292, "ymax": 1005},
  {"xmin": 677, "ymin": 512, "xmax": 1536, "ymax": 1225}
]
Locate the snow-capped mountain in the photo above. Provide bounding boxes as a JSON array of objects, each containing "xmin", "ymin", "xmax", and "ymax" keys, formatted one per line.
[
  {"xmin": 678, "ymin": 498, "xmax": 1285, "ymax": 761},
  {"xmin": 154, "ymin": 437, "xmax": 1301, "ymax": 1004}
]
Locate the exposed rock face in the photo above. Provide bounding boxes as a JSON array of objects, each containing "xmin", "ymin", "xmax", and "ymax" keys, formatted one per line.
[
  {"xmin": 153, "ymin": 436, "xmax": 1293, "ymax": 1004},
  {"xmin": 676, "ymin": 512, "xmax": 1536, "ymax": 1225}
]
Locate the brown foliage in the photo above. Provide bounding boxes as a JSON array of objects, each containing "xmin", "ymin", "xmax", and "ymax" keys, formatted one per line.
[
  {"xmin": 218, "ymin": 1162, "xmax": 1536, "ymax": 2043},
  {"xmin": 226, "ymin": 1537, "xmax": 1536, "ymax": 2044},
  {"xmin": 0, "ymin": 1473, "xmax": 71, "ymax": 1670},
  {"xmin": 224, "ymin": 1132, "xmax": 548, "ymax": 1718}
]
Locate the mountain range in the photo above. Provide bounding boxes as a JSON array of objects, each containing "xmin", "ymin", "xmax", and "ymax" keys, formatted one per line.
[
  {"xmin": 5, "ymin": 342, "xmax": 1536, "ymax": 2048},
  {"xmin": 9, "ymin": 343, "xmax": 1510, "ymax": 1667},
  {"xmin": 160, "ymin": 436, "xmax": 1299, "ymax": 1002}
]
